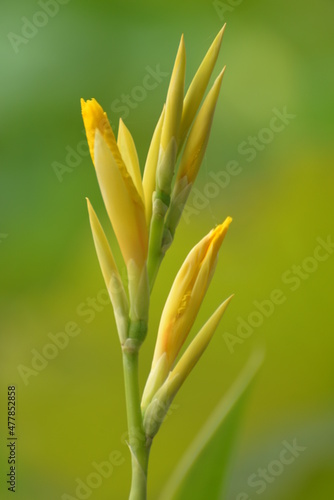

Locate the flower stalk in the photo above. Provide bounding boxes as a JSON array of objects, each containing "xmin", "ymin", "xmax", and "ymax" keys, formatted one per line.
[
  {"xmin": 122, "ymin": 346, "xmax": 150, "ymax": 500},
  {"xmin": 81, "ymin": 27, "xmax": 230, "ymax": 500}
]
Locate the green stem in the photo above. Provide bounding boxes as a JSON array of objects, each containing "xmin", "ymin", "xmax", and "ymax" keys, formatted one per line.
[
  {"xmin": 122, "ymin": 347, "xmax": 151, "ymax": 500},
  {"xmin": 147, "ymin": 192, "xmax": 170, "ymax": 290},
  {"xmin": 147, "ymin": 213, "xmax": 164, "ymax": 290}
]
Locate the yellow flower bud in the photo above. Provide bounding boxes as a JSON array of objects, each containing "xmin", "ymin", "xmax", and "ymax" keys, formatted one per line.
[
  {"xmin": 164, "ymin": 69, "xmax": 225, "ymax": 240},
  {"xmin": 117, "ymin": 118, "xmax": 145, "ymax": 204},
  {"xmin": 164, "ymin": 295, "xmax": 233, "ymax": 395},
  {"xmin": 156, "ymin": 35, "xmax": 186, "ymax": 195},
  {"xmin": 179, "ymin": 25, "xmax": 226, "ymax": 148},
  {"xmin": 81, "ymin": 99, "xmax": 148, "ymax": 268},
  {"xmin": 176, "ymin": 68, "xmax": 225, "ymax": 185},
  {"xmin": 160, "ymin": 35, "xmax": 186, "ymax": 153},
  {"xmin": 152, "ymin": 217, "xmax": 232, "ymax": 372},
  {"xmin": 143, "ymin": 296, "xmax": 233, "ymax": 436},
  {"xmin": 86, "ymin": 199, "xmax": 129, "ymax": 342}
]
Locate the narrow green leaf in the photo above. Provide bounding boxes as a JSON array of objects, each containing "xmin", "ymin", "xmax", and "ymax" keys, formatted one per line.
[{"xmin": 159, "ymin": 350, "xmax": 264, "ymax": 500}]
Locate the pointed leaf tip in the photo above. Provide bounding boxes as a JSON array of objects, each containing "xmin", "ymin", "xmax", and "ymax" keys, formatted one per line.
[
  {"xmin": 160, "ymin": 33, "xmax": 186, "ymax": 154},
  {"xmin": 117, "ymin": 118, "xmax": 145, "ymax": 203},
  {"xmin": 179, "ymin": 27, "xmax": 226, "ymax": 148},
  {"xmin": 176, "ymin": 67, "xmax": 226, "ymax": 186},
  {"xmin": 166, "ymin": 294, "xmax": 234, "ymax": 398}
]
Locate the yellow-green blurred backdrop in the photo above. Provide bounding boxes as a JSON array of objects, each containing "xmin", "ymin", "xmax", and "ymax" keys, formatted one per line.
[{"xmin": 1, "ymin": 0, "xmax": 333, "ymax": 499}]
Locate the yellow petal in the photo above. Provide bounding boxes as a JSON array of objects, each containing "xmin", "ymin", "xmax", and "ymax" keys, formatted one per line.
[
  {"xmin": 143, "ymin": 297, "xmax": 233, "ymax": 436},
  {"xmin": 81, "ymin": 98, "xmax": 123, "ymax": 168},
  {"xmin": 117, "ymin": 118, "xmax": 145, "ymax": 203},
  {"xmin": 142, "ymin": 106, "xmax": 165, "ymax": 225},
  {"xmin": 168, "ymin": 295, "xmax": 233, "ymax": 394},
  {"xmin": 179, "ymin": 25, "xmax": 225, "ymax": 148},
  {"xmin": 81, "ymin": 98, "xmax": 144, "ymax": 205},
  {"xmin": 86, "ymin": 198, "xmax": 129, "ymax": 342},
  {"xmin": 176, "ymin": 68, "xmax": 225, "ymax": 184},
  {"xmin": 94, "ymin": 129, "xmax": 148, "ymax": 267},
  {"xmin": 147, "ymin": 295, "xmax": 233, "ymax": 423},
  {"xmin": 160, "ymin": 35, "xmax": 186, "ymax": 154},
  {"xmin": 152, "ymin": 217, "xmax": 232, "ymax": 370}
]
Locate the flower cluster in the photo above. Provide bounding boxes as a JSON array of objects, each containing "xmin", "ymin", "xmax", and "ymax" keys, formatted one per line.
[{"xmin": 81, "ymin": 25, "xmax": 232, "ymax": 440}]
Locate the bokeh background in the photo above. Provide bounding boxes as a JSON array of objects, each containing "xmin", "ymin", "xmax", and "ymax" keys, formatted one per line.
[{"xmin": 1, "ymin": 0, "xmax": 333, "ymax": 498}]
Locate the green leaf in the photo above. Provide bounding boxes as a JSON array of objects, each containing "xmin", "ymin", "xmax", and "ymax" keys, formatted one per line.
[{"xmin": 159, "ymin": 350, "xmax": 264, "ymax": 500}]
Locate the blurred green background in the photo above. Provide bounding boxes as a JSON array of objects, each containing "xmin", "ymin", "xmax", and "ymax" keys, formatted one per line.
[{"xmin": 1, "ymin": 0, "xmax": 333, "ymax": 498}]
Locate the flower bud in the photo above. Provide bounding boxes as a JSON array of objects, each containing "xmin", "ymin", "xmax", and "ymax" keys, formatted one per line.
[
  {"xmin": 86, "ymin": 198, "xmax": 129, "ymax": 342},
  {"xmin": 143, "ymin": 296, "xmax": 233, "ymax": 437},
  {"xmin": 152, "ymin": 217, "xmax": 232, "ymax": 371},
  {"xmin": 81, "ymin": 98, "xmax": 148, "ymax": 268},
  {"xmin": 179, "ymin": 25, "xmax": 225, "ymax": 148}
]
